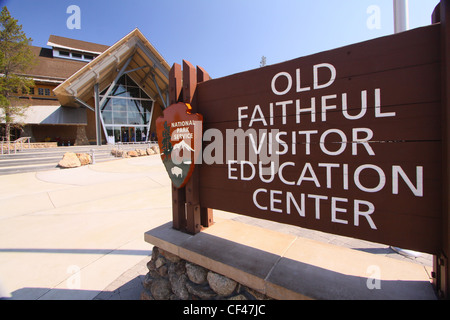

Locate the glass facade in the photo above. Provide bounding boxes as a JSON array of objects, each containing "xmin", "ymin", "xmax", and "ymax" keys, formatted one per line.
[{"xmin": 100, "ymin": 74, "xmax": 154, "ymax": 143}]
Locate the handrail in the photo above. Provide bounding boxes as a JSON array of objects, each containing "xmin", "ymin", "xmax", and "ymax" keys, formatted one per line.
[{"xmin": 1, "ymin": 137, "xmax": 31, "ymax": 155}]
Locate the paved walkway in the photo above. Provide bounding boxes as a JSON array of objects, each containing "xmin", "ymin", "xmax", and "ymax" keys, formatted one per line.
[
  {"xmin": 0, "ymin": 154, "xmax": 434, "ymax": 300},
  {"xmin": 0, "ymin": 155, "xmax": 171, "ymax": 300}
]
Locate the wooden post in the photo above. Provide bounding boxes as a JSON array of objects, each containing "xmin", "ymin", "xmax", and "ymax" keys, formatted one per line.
[
  {"xmin": 169, "ymin": 63, "xmax": 186, "ymax": 231},
  {"xmin": 437, "ymin": 0, "xmax": 450, "ymax": 299},
  {"xmin": 183, "ymin": 60, "xmax": 202, "ymax": 234},
  {"xmin": 167, "ymin": 61, "xmax": 213, "ymax": 234},
  {"xmin": 169, "ymin": 63, "xmax": 182, "ymax": 105},
  {"xmin": 196, "ymin": 66, "xmax": 214, "ymax": 228}
]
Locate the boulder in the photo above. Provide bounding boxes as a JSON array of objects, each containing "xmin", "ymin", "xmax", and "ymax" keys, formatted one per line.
[
  {"xmin": 207, "ymin": 271, "xmax": 237, "ymax": 297},
  {"xmin": 58, "ymin": 152, "xmax": 81, "ymax": 168},
  {"xmin": 141, "ymin": 289, "xmax": 153, "ymax": 300},
  {"xmin": 136, "ymin": 149, "xmax": 146, "ymax": 156},
  {"xmin": 127, "ymin": 150, "xmax": 138, "ymax": 157},
  {"xmin": 150, "ymin": 278, "xmax": 172, "ymax": 300},
  {"xmin": 186, "ymin": 262, "xmax": 208, "ymax": 285},
  {"xmin": 116, "ymin": 150, "xmax": 124, "ymax": 157},
  {"xmin": 160, "ymin": 249, "xmax": 181, "ymax": 263},
  {"xmin": 151, "ymin": 145, "xmax": 160, "ymax": 154},
  {"xmin": 169, "ymin": 273, "xmax": 189, "ymax": 300},
  {"xmin": 76, "ymin": 153, "xmax": 91, "ymax": 165},
  {"xmin": 186, "ymin": 282, "xmax": 217, "ymax": 299}
]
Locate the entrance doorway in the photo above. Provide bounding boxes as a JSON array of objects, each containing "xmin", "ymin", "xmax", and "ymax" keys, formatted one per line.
[
  {"xmin": 121, "ymin": 127, "xmax": 135, "ymax": 143},
  {"xmin": 117, "ymin": 126, "xmax": 147, "ymax": 143}
]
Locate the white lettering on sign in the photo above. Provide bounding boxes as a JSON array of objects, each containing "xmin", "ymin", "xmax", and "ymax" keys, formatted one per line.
[
  {"xmin": 172, "ymin": 127, "xmax": 193, "ymax": 141},
  {"xmin": 220, "ymin": 62, "xmax": 425, "ymax": 232},
  {"xmin": 271, "ymin": 63, "xmax": 337, "ymax": 95},
  {"xmin": 228, "ymin": 161, "xmax": 423, "ymax": 197},
  {"xmin": 237, "ymin": 88, "xmax": 395, "ymax": 129}
]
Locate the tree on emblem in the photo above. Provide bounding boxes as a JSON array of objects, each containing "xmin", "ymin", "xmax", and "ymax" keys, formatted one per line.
[{"xmin": 162, "ymin": 121, "xmax": 173, "ymax": 156}]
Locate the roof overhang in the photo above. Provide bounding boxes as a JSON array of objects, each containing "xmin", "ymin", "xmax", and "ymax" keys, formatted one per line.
[
  {"xmin": 2, "ymin": 105, "xmax": 87, "ymax": 125},
  {"xmin": 53, "ymin": 28, "xmax": 170, "ymax": 109},
  {"xmin": 46, "ymin": 41, "xmax": 103, "ymax": 55}
]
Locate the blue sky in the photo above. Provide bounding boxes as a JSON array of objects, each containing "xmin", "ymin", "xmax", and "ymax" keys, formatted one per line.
[{"xmin": 1, "ymin": 0, "xmax": 440, "ymax": 79}]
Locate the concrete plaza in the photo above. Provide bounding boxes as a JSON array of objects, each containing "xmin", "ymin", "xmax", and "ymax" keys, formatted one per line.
[
  {"xmin": 0, "ymin": 155, "xmax": 172, "ymax": 300},
  {"xmin": 0, "ymin": 154, "xmax": 435, "ymax": 300}
]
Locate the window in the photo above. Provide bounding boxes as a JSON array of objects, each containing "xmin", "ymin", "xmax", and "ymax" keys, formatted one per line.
[
  {"xmin": 37, "ymin": 88, "xmax": 52, "ymax": 96},
  {"xmin": 55, "ymin": 49, "xmax": 98, "ymax": 62},
  {"xmin": 29, "ymin": 87, "xmax": 34, "ymax": 95},
  {"xmin": 101, "ymin": 74, "xmax": 155, "ymax": 143}
]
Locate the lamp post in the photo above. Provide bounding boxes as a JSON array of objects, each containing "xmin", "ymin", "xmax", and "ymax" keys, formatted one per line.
[{"xmin": 394, "ymin": 0, "xmax": 410, "ymax": 33}]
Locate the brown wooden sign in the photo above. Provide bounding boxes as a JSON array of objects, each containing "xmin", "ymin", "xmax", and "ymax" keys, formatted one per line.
[
  {"xmin": 167, "ymin": 0, "xmax": 450, "ymax": 298},
  {"xmin": 192, "ymin": 24, "xmax": 442, "ymax": 255}
]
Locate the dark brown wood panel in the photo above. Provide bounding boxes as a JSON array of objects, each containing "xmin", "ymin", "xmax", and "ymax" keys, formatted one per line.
[{"xmin": 191, "ymin": 23, "xmax": 443, "ymax": 255}]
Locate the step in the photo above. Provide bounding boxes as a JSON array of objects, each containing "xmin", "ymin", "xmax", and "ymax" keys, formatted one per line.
[
  {"xmin": 0, "ymin": 143, "xmax": 159, "ymax": 175},
  {"xmin": 0, "ymin": 158, "xmax": 119, "ymax": 175}
]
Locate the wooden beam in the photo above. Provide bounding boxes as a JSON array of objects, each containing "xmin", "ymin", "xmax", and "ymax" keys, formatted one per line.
[
  {"xmin": 439, "ymin": 0, "xmax": 450, "ymax": 299},
  {"xmin": 124, "ymin": 65, "xmax": 149, "ymax": 75},
  {"xmin": 169, "ymin": 63, "xmax": 186, "ymax": 231},
  {"xmin": 182, "ymin": 60, "xmax": 196, "ymax": 104},
  {"xmin": 136, "ymin": 40, "xmax": 170, "ymax": 79},
  {"xmin": 182, "ymin": 61, "xmax": 202, "ymax": 234},
  {"xmin": 99, "ymin": 54, "xmax": 133, "ymax": 109},
  {"xmin": 196, "ymin": 65, "xmax": 213, "ymax": 228},
  {"xmin": 169, "ymin": 63, "xmax": 182, "ymax": 105}
]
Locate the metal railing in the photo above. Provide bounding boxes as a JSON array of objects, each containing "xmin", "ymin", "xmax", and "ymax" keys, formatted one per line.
[{"xmin": 0, "ymin": 137, "xmax": 31, "ymax": 155}]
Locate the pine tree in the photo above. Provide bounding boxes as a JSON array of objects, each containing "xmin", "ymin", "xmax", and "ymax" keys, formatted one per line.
[
  {"xmin": 260, "ymin": 56, "xmax": 267, "ymax": 67},
  {"xmin": 162, "ymin": 121, "xmax": 173, "ymax": 156},
  {"xmin": 0, "ymin": 6, "xmax": 36, "ymax": 143}
]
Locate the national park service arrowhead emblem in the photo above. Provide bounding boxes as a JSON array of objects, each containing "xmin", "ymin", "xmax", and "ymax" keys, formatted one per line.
[{"xmin": 156, "ymin": 102, "xmax": 203, "ymax": 189}]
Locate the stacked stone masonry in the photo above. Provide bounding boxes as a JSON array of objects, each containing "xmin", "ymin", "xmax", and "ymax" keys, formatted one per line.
[
  {"xmin": 141, "ymin": 247, "xmax": 271, "ymax": 300},
  {"xmin": 1, "ymin": 142, "xmax": 57, "ymax": 153}
]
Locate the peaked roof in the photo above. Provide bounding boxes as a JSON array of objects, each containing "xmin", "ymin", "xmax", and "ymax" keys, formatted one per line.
[
  {"xmin": 47, "ymin": 35, "xmax": 109, "ymax": 54},
  {"xmin": 25, "ymin": 46, "xmax": 87, "ymax": 82},
  {"xmin": 53, "ymin": 28, "xmax": 170, "ymax": 109}
]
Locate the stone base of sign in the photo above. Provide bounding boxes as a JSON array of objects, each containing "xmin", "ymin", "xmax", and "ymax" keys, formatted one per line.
[
  {"xmin": 144, "ymin": 218, "xmax": 438, "ymax": 300},
  {"xmin": 141, "ymin": 246, "xmax": 271, "ymax": 300}
]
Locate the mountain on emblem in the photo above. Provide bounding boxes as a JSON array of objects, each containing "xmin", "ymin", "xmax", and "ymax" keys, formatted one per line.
[
  {"xmin": 173, "ymin": 140, "xmax": 194, "ymax": 152},
  {"xmin": 156, "ymin": 102, "xmax": 203, "ymax": 189}
]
